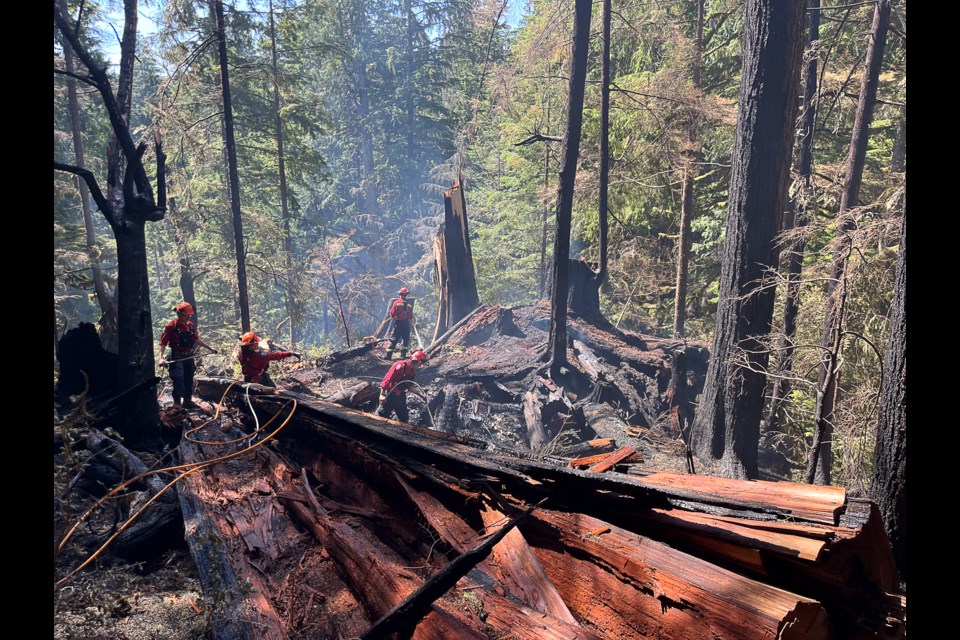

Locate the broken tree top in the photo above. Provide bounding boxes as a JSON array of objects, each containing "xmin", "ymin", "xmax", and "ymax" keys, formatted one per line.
[{"xmin": 172, "ymin": 300, "xmax": 904, "ymax": 639}]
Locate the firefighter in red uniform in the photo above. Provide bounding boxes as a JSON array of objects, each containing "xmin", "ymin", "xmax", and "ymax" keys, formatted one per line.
[
  {"xmin": 158, "ymin": 302, "xmax": 218, "ymax": 408},
  {"xmin": 376, "ymin": 350, "xmax": 429, "ymax": 422},
  {"xmin": 238, "ymin": 331, "xmax": 301, "ymax": 387},
  {"xmin": 386, "ymin": 287, "xmax": 415, "ymax": 359}
]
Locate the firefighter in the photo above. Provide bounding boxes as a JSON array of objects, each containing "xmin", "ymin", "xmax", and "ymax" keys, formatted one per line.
[
  {"xmin": 385, "ymin": 287, "xmax": 415, "ymax": 359},
  {"xmin": 375, "ymin": 349, "xmax": 429, "ymax": 422},
  {"xmin": 158, "ymin": 302, "xmax": 218, "ymax": 408},
  {"xmin": 238, "ymin": 331, "xmax": 301, "ymax": 387}
]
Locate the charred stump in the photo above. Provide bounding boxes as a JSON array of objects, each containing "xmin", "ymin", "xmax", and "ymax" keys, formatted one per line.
[{"xmin": 432, "ymin": 176, "xmax": 480, "ymax": 343}]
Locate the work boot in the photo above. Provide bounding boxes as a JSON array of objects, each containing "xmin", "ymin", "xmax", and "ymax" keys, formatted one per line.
[
  {"xmin": 172, "ymin": 397, "xmax": 182, "ymax": 409},
  {"xmin": 183, "ymin": 399, "xmax": 198, "ymax": 409}
]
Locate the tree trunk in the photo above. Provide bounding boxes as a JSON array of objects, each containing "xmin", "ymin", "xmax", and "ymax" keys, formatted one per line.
[
  {"xmin": 569, "ymin": 0, "xmax": 611, "ymax": 320},
  {"xmin": 672, "ymin": 0, "xmax": 705, "ymax": 339},
  {"xmin": 869, "ymin": 194, "xmax": 906, "ymax": 582},
  {"xmin": 113, "ymin": 219, "xmax": 161, "ymax": 447},
  {"xmin": 432, "ymin": 177, "xmax": 481, "ymax": 342},
  {"xmin": 54, "ymin": 0, "xmax": 165, "ymax": 450},
  {"xmin": 807, "ymin": 0, "xmax": 890, "ymax": 485},
  {"xmin": 673, "ymin": 166, "xmax": 694, "ymax": 337},
  {"xmin": 890, "ymin": 109, "xmax": 905, "ymax": 173},
  {"xmin": 268, "ymin": 0, "xmax": 300, "ymax": 346},
  {"xmin": 690, "ymin": 0, "xmax": 805, "ymax": 479},
  {"xmin": 212, "ymin": 0, "xmax": 251, "ymax": 332},
  {"xmin": 539, "ymin": 95, "xmax": 551, "ymax": 299},
  {"xmin": 353, "ymin": 1, "xmax": 378, "ymax": 220},
  {"xmin": 168, "ymin": 198, "xmax": 197, "ymax": 312},
  {"xmin": 762, "ymin": 0, "xmax": 821, "ymax": 436},
  {"xmin": 547, "ymin": 0, "xmax": 592, "ymax": 377},
  {"xmin": 60, "ymin": 0, "xmax": 118, "ymax": 352}
]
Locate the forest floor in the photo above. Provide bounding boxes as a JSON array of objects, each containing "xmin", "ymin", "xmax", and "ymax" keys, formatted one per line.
[{"xmin": 52, "ymin": 303, "xmax": 782, "ymax": 639}]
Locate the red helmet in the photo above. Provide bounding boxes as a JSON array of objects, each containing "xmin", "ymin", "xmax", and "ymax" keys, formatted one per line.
[
  {"xmin": 411, "ymin": 350, "xmax": 428, "ymax": 363},
  {"xmin": 399, "ymin": 287, "xmax": 409, "ymax": 296},
  {"xmin": 241, "ymin": 331, "xmax": 260, "ymax": 346},
  {"xmin": 176, "ymin": 302, "xmax": 195, "ymax": 316}
]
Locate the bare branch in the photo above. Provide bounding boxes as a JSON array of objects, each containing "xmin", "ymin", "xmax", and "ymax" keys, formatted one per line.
[
  {"xmin": 515, "ymin": 132, "xmax": 563, "ymax": 146},
  {"xmin": 54, "ymin": 162, "xmax": 115, "ymax": 226},
  {"xmin": 54, "ymin": 4, "xmax": 153, "ymax": 203},
  {"xmin": 53, "ymin": 67, "xmax": 98, "ymax": 88}
]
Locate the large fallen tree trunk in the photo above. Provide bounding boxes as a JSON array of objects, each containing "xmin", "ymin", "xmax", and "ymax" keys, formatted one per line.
[{"xmin": 194, "ymin": 377, "xmax": 905, "ymax": 639}]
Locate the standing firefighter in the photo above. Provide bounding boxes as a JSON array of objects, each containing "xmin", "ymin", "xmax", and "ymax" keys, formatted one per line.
[
  {"xmin": 386, "ymin": 287, "xmax": 415, "ymax": 359},
  {"xmin": 158, "ymin": 302, "xmax": 218, "ymax": 408},
  {"xmin": 376, "ymin": 350, "xmax": 429, "ymax": 422},
  {"xmin": 238, "ymin": 331, "xmax": 301, "ymax": 387}
]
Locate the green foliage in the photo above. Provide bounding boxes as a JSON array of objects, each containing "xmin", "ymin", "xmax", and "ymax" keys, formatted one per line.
[{"xmin": 54, "ymin": 0, "xmax": 904, "ymax": 492}]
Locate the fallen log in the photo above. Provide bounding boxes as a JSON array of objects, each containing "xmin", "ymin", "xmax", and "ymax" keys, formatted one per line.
[
  {"xmin": 394, "ymin": 473, "xmax": 579, "ymax": 626},
  {"xmin": 521, "ymin": 508, "xmax": 832, "ymax": 640},
  {"xmin": 557, "ymin": 438, "xmax": 616, "ymax": 458},
  {"xmin": 323, "ymin": 380, "xmax": 377, "ymax": 408},
  {"xmin": 588, "ymin": 446, "xmax": 639, "ymax": 473},
  {"xmin": 426, "ymin": 305, "xmax": 484, "ymax": 356},
  {"xmin": 195, "ymin": 378, "xmax": 905, "ymax": 638},
  {"xmin": 524, "ymin": 391, "xmax": 547, "ymax": 450},
  {"xmin": 317, "ymin": 341, "xmax": 374, "ymax": 368},
  {"xmin": 360, "ymin": 502, "xmax": 540, "ymax": 639},
  {"xmin": 567, "ymin": 446, "xmax": 641, "ymax": 472}
]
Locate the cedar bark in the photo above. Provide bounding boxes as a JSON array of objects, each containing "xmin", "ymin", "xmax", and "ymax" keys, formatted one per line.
[
  {"xmin": 690, "ymin": 0, "xmax": 805, "ymax": 479},
  {"xmin": 212, "ymin": 0, "xmax": 251, "ymax": 332},
  {"xmin": 807, "ymin": 0, "xmax": 890, "ymax": 485},
  {"xmin": 547, "ymin": 0, "xmax": 593, "ymax": 377}
]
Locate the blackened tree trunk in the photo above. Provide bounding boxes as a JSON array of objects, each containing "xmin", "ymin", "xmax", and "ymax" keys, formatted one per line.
[
  {"xmin": 762, "ymin": 0, "xmax": 821, "ymax": 436},
  {"xmin": 212, "ymin": 0, "xmax": 251, "ymax": 332},
  {"xmin": 672, "ymin": 0, "xmax": 705, "ymax": 339},
  {"xmin": 568, "ymin": 0, "xmax": 611, "ymax": 319},
  {"xmin": 690, "ymin": 0, "xmax": 805, "ymax": 479},
  {"xmin": 547, "ymin": 0, "xmax": 593, "ymax": 378},
  {"xmin": 59, "ymin": 0, "xmax": 118, "ymax": 353},
  {"xmin": 268, "ymin": 0, "xmax": 301, "ymax": 345},
  {"xmin": 807, "ymin": 0, "xmax": 890, "ymax": 485},
  {"xmin": 870, "ymin": 194, "xmax": 906, "ymax": 582},
  {"xmin": 54, "ymin": 0, "xmax": 165, "ymax": 449},
  {"xmin": 432, "ymin": 177, "xmax": 480, "ymax": 343}
]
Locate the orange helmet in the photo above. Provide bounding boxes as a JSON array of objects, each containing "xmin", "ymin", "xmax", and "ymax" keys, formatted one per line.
[
  {"xmin": 241, "ymin": 331, "xmax": 260, "ymax": 346},
  {"xmin": 175, "ymin": 302, "xmax": 195, "ymax": 315},
  {"xmin": 399, "ymin": 287, "xmax": 409, "ymax": 296},
  {"xmin": 411, "ymin": 350, "xmax": 428, "ymax": 363}
]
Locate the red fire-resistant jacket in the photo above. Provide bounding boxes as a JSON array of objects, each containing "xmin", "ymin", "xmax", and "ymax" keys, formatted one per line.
[
  {"xmin": 380, "ymin": 359, "xmax": 417, "ymax": 393},
  {"xmin": 160, "ymin": 319, "xmax": 199, "ymax": 355},
  {"xmin": 239, "ymin": 348, "xmax": 294, "ymax": 383},
  {"xmin": 389, "ymin": 298, "xmax": 414, "ymax": 321}
]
